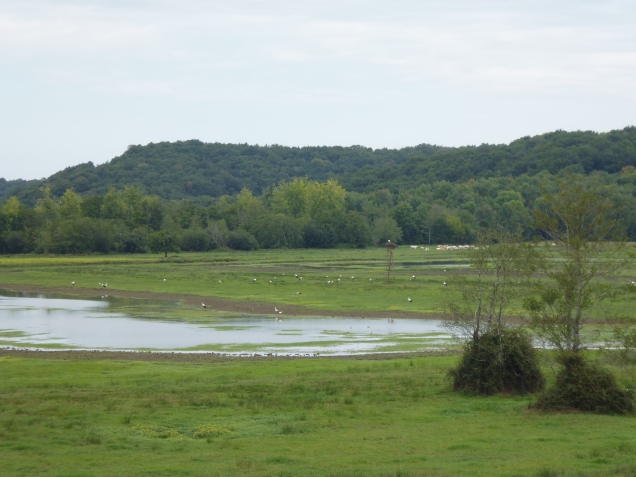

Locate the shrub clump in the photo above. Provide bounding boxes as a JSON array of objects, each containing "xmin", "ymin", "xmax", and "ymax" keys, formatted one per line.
[
  {"xmin": 533, "ymin": 353, "xmax": 634, "ymax": 414},
  {"xmin": 449, "ymin": 329, "xmax": 545, "ymax": 395},
  {"xmin": 227, "ymin": 230, "xmax": 259, "ymax": 251}
]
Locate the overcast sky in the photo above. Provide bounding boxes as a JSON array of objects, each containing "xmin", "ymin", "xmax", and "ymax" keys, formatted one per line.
[{"xmin": 1, "ymin": 0, "xmax": 635, "ymax": 180}]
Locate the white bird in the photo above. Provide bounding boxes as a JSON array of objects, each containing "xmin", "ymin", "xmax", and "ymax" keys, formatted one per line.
[
  {"xmin": 71, "ymin": 281, "xmax": 75, "ymax": 286},
  {"xmin": 253, "ymin": 278, "xmax": 257, "ymax": 282},
  {"xmin": 219, "ymin": 280, "xmax": 222, "ymax": 283},
  {"xmin": 278, "ymin": 311, "xmax": 282, "ymax": 315},
  {"xmin": 102, "ymin": 283, "xmax": 107, "ymax": 288},
  {"xmin": 339, "ymin": 275, "xmax": 342, "ymax": 278},
  {"xmin": 296, "ymin": 291, "xmax": 301, "ymax": 295},
  {"xmin": 337, "ymin": 278, "xmax": 340, "ymax": 282},
  {"xmin": 444, "ymin": 281, "xmax": 447, "ymax": 286},
  {"xmin": 269, "ymin": 280, "xmax": 273, "ymax": 284},
  {"xmin": 299, "ymin": 277, "xmax": 303, "ymax": 280},
  {"xmin": 202, "ymin": 303, "xmax": 206, "ymax": 308},
  {"xmin": 282, "ymin": 273, "xmax": 285, "ymax": 276},
  {"xmin": 412, "ymin": 275, "xmax": 416, "ymax": 279},
  {"xmin": 295, "ymin": 274, "xmax": 298, "ymax": 277},
  {"xmin": 351, "ymin": 276, "xmax": 355, "ymax": 280},
  {"xmin": 275, "ymin": 307, "xmax": 279, "ymax": 313},
  {"xmin": 369, "ymin": 278, "xmax": 373, "ymax": 281},
  {"xmin": 163, "ymin": 279, "xmax": 166, "ymax": 282},
  {"xmin": 408, "ymin": 297, "xmax": 412, "ymax": 302}
]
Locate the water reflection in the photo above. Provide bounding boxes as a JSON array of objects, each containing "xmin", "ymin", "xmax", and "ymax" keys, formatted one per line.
[{"xmin": 0, "ymin": 289, "xmax": 450, "ymax": 354}]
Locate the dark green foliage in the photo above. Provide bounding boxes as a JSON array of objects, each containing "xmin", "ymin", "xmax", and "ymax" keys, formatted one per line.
[
  {"xmin": 42, "ymin": 218, "xmax": 116, "ymax": 254},
  {"xmin": 342, "ymin": 127, "xmax": 636, "ymax": 192},
  {"xmin": 147, "ymin": 231, "xmax": 180, "ymax": 255},
  {"xmin": 449, "ymin": 329, "xmax": 545, "ymax": 395},
  {"xmin": 533, "ymin": 353, "xmax": 634, "ymax": 414},
  {"xmin": 227, "ymin": 230, "xmax": 259, "ymax": 251},
  {"xmin": 5, "ymin": 128, "xmax": 636, "ymax": 205},
  {"xmin": 303, "ymin": 222, "xmax": 337, "ymax": 248},
  {"xmin": 179, "ymin": 228, "xmax": 212, "ymax": 252}
]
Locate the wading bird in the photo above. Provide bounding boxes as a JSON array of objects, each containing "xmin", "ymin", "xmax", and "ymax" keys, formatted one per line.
[
  {"xmin": 408, "ymin": 297, "xmax": 412, "ymax": 302},
  {"xmin": 71, "ymin": 281, "xmax": 75, "ymax": 286},
  {"xmin": 163, "ymin": 279, "xmax": 166, "ymax": 282},
  {"xmin": 202, "ymin": 303, "xmax": 207, "ymax": 309},
  {"xmin": 443, "ymin": 281, "xmax": 447, "ymax": 286}
]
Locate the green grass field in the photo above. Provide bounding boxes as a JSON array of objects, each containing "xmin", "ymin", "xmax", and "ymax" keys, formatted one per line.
[
  {"xmin": 1, "ymin": 246, "xmax": 636, "ymax": 318},
  {"xmin": 1, "ymin": 248, "xmax": 636, "ymax": 476},
  {"xmin": 1, "ymin": 353, "xmax": 635, "ymax": 477}
]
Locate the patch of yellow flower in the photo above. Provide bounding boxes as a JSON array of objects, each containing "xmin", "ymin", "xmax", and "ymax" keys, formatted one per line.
[{"xmin": 193, "ymin": 423, "xmax": 235, "ymax": 439}]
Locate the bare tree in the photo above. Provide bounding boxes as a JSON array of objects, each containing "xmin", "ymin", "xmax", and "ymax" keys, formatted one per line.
[{"xmin": 444, "ymin": 229, "xmax": 532, "ymax": 341}]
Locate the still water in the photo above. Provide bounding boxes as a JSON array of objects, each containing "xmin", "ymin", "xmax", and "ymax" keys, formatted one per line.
[{"xmin": 0, "ymin": 290, "xmax": 450, "ymax": 355}]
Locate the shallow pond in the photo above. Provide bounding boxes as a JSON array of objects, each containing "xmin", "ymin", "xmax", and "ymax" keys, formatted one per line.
[{"xmin": 0, "ymin": 290, "xmax": 451, "ymax": 355}]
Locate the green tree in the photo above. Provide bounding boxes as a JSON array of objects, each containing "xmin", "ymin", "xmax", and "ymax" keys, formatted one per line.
[
  {"xmin": 392, "ymin": 202, "xmax": 420, "ymax": 244},
  {"xmin": 525, "ymin": 178, "xmax": 627, "ymax": 353},
  {"xmin": 101, "ymin": 187, "xmax": 126, "ymax": 221},
  {"xmin": 370, "ymin": 216, "xmax": 402, "ymax": 246},
  {"xmin": 59, "ymin": 189, "xmax": 83, "ymax": 219}
]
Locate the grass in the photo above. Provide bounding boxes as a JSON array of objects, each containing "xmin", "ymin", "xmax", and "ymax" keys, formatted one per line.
[
  {"xmin": 0, "ymin": 248, "xmax": 470, "ymax": 315},
  {"xmin": 1, "ymin": 247, "xmax": 636, "ymax": 474},
  {"xmin": 0, "ymin": 353, "xmax": 635, "ymax": 476},
  {"xmin": 1, "ymin": 246, "xmax": 635, "ymax": 317}
]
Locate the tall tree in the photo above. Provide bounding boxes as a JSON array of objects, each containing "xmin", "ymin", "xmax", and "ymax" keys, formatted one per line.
[{"xmin": 525, "ymin": 177, "xmax": 627, "ymax": 353}]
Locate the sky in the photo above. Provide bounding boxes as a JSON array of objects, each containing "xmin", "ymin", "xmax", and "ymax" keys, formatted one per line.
[{"xmin": 1, "ymin": 0, "xmax": 635, "ymax": 180}]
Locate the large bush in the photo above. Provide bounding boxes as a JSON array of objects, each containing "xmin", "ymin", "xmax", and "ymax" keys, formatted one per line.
[
  {"xmin": 533, "ymin": 353, "xmax": 634, "ymax": 414},
  {"xmin": 227, "ymin": 230, "xmax": 259, "ymax": 251},
  {"xmin": 449, "ymin": 329, "xmax": 545, "ymax": 395},
  {"xmin": 179, "ymin": 228, "xmax": 212, "ymax": 252}
]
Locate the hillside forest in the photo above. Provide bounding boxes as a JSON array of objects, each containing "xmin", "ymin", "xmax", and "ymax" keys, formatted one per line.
[{"xmin": 1, "ymin": 127, "xmax": 636, "ymax": 254}]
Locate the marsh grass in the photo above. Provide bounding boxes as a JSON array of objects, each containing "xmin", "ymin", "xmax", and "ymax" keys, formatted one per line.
[
  {"xmin": 0, "ymin": 354, "xmax": 635, "ymax": 476},
  {"xmin": 2, "ymin": 247, "xmax": 636, "ymax": 322}
]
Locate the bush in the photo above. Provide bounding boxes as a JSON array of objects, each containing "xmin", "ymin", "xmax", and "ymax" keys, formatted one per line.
[
  {"xmin": 449, "ymin": 329, "xmax": 545, "ymax": 395},
  {"xmin": 227, "ymin": 230, "xmax": 259, "ymax": 251},
  {"xmin": 533, "ymin": 353, "xmax": 634, "ymax": 414},
  {"xmin": 303, "ymin": 222, "xmax": 337, "ymax": 248},
  {"xmin": 179, "ymin": 228, "xmax": 212, "ymax": 252}
]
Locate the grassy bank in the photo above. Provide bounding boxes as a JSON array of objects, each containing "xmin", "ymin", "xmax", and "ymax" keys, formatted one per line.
[{"xmin": 1, "ymin": 353, "xmax": 635, "ymax": 477}]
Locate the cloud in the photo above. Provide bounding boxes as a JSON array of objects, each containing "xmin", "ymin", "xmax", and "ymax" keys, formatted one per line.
[
  {"xmin": 2, "ymin": 0, "xmax": 634, "ymax": 99},
  {"xmin": 1, "ymin": 0, "xmax": 636, "ymax": 179}
]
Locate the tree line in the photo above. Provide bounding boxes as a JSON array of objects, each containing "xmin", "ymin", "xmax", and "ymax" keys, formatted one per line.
[{"xmin": 2, "ymin": 168, "xmax": 636, "ymax": 254}]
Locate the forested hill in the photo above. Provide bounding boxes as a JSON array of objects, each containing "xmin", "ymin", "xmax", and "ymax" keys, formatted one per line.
[
  {"xmin": 6, "ymin": 142, "xmax": 442, "ymax": 204},
  {"xmin": 4, "ymin": 127, "xmax": 636, "ymax": 204},
  {"xmin": 341, "ymin": 127, "xmax": 636, "ymax": 191}
]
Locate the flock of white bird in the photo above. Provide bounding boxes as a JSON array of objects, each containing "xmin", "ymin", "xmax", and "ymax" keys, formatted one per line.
[{"xmin": 70, "ymin": 267, "xmax": 453, "ymax": 314}]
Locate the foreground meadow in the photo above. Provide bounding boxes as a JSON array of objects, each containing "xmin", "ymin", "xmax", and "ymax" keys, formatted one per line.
[{"xmin": 1, "ymin": 352, "xmax": 635, "ymax": 477}]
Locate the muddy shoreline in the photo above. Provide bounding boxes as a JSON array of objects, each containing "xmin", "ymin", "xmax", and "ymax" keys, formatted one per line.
[
  {"xmin": 0, "ymin": 348, "xmax": 456, "ymax": 362},
  {"xmin": 0, "ymin": 283, "xmax": 445, "ymax": 320}
]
